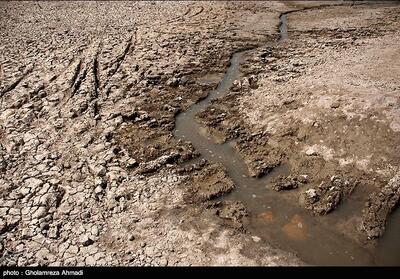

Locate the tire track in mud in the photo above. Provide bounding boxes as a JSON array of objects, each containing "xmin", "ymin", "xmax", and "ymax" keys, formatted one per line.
[
  {"xmin": 184, "ymin": 6, "xmax": 218, "ymax": 28},
  {"xmin": 69, "ymin": 59, "xmax": 82, "ymax": 91},
  {"xmin": 0, "ymin": 64, "xmax": 3, "ymax": 82},
  {"xmin": 162, "ymin": 4, "xmax": 206, "ymax": 27},
  {"xmin": 63, "ymin": 41, "xmax": 102, "ymax": 102},
  {"xmin": 0, "ymin": 6, "xmax": 181, "ymax": 103},
  {"xmin": 189, "ymin": 6, "xmax": 204, "ymax": 18},
  {"xmin": 105, "ymin": 35, "xmax": 133, "ymax": 81},
  {"xmin": 164, "ymin": 5, "xmax": 191, "ymax": 25},
  {"xmin": 93, "ymin": 53, "xmax": 100, "ymax": 101},
  {"xmin": 54, "ymin": 29, "xmax": 138, "ymax": 110},
  {"xmin": 0, "ymin": 65, "xmax": 34, "ymax": 97}
]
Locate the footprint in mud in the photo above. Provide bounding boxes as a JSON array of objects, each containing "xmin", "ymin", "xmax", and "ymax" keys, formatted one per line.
[
  {"xmin": 258, "ymin": 211, "xmax": 275, "ymax": 223},
  {"xmin": 282, "ymin": 214, "xmax": 306, "ymax": 241}
]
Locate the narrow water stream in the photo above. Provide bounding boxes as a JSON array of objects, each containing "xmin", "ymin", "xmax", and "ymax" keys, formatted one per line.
[{"xmin": 173, "ymin": 10, "xmax": 400, "ymax": 266}]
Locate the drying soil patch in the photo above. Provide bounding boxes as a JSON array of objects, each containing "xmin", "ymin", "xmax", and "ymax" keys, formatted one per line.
[
  {"xmin": 182, "ymin": 161, "xmax": 235, "ymax": 203},
  {"xmin": 0, "ymin": 1, "xmax": 304, "ymax": 266},
  {"xmin": 196, "ymin": 2, "xmax": 400, "ymax": 243}
]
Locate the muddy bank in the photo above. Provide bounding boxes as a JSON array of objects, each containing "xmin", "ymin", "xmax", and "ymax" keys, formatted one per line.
[
  {"xmin": 361, "ymin": 172, "xmax": 400, "ymax": 239},
  {"xmin": 181, "ymin": 161, "xmax": 235, "ymax": 203},
  {"xmin": 196, "ymin": 1, "xmax": 400, "ymax": 265}
]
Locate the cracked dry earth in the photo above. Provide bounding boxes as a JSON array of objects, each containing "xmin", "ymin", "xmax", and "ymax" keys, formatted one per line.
[
  {"xmin": 0, "ymin": 1, "xmax": 303, "ymax": 266},
  {"xmin": 0, "ymin": 1, "xmax": 399, "ymax": 267}
]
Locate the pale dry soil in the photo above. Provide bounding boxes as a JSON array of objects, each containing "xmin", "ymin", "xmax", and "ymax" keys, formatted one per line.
[
  {"xmin": 0, "ymin": 1, "xmax": 303, "ymax": 266},
  {"xmin": 1, "ymin": 1, "xmax": 399, "ymax": 267}
]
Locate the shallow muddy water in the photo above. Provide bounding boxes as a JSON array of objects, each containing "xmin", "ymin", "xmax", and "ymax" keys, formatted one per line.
[{"xmin": 173, "ymin": 9, "xmax": 400, "ymax": 266}]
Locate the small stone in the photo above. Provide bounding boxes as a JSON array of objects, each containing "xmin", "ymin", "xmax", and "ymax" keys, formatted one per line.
[
  {"xmin": 64, "ymin": 258, "xmax": 77, "ymax": 266},
  {"xmin": 48, "ymin": 226, "xmax": 59, "ymax": 239},
  {"xmin": 25, "ymin": 177, "xmax": 44, "ymax": 189},
  {"xmin": 131, "ymin": 216, "xmax": 141, "ymax": 223},
  {"xmin": 36, "ymin": 248, "xmax": 54, "ymax": 263},
  {"xmin": 306, "ymin": 189, "xmax": 317, "ymax": 198},
  {"xmin": 19, "ymin": 187, "xmax": 30, "ymax": 196},
  {"xmin": 17, "ymin": 257, "xmax": 27, "ymax": 266},
  {"xmin": 305, "ymin": 147, "xmax": 318, "ymax": 156},
  {"xmin": 144, "ymin": 246, "xmax": 156, "ymax": 257},
  {"xmin": 298, "ymin": 175, "xmax": 309, "ymax": 184},
  {"xmin": 330, "ymin": 175, "xmax": 340, "ymax": 182},
  {"xmin": 94, "ymin": 186, "xmax": 103, "ymax": 194},
  {"xmin": 126, "ymin": 158, "xmax": 139, "ymax": 169},
  {"xmin": 35, "ymin": 154, "xmax": 45, "ymax": 161},
  {"xmin": 0, "ymin": 220, "xmax": 7, "ymax": 234},
  {"xmin": 128, "ymin": 234, "xmax": 135, "ymax": 241},
  {"xmin": 158, "ymin": 257, "xmax": 168, "ymax": 266},
  {"xmin": 85, "ymin": 256, "xmax": 96, "ymax": 266},
  {"xmin": 79, "ymin": 234, "xmax": 94, "ymax": 246},
  {"xmin": 330, "ymin": 101, "xmax": 340, "ymax": 109},
  {"xmin": 95, "ymin": 166, "xmax": 107, "ymax": 177},
  {"xmin": 40, "ymin": 221, "xmax": 50, "ymax": 230},
  {"xmin": 297, "ymin": 222, "xmax": 303, "ymax": 228},
  {"xmin": 94, "ymin": 177, "xmax": 106, "ymax": 188},
  {"xmin": 302, "ymin": 188, "xmax": 320, "ymax": 206},
  {"xmin": 102, "ymin": 127, "xmax": 115, "ymax": 141},
  {"xmin": 49, "ymin": 179, "xmax": 60, "ymax": 185},
  {"xmin": 166, "ymin": 77, "xmax": 180, "ymax": 87},
  {"xmin": 65, "ymin": 245, "xmax": 79, "ymax": 255},
  {"xmin": 94, "ymin": 252, "xmax": 105, "ymax": 261},
  {"xmin": 91, "ymin": 226, "xmax": 99, "ymax": 237},
  {"xmin": 32, "ymin": 206, "xmax": 48, "ymax": 219},
  {"xmin": 252, "ymin": 236, "xmax": 261, "ymax": 242},
  {"xmin": 273, "ymin": 176, "xmax": 299, "ymax": 191}
]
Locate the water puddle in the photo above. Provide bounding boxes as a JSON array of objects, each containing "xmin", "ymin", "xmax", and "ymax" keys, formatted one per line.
[
  {"xmin": 173, "ymin": 9, "xmax": 400, "ymax": 266},
  {"xmin": 279, "ymin": 13, "xmax": 289, "ymax": 41}
]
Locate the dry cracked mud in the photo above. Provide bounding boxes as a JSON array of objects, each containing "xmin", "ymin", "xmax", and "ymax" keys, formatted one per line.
[{"xmin": 0, "ymin": 1, "xmax": 399, "ymax": 267}]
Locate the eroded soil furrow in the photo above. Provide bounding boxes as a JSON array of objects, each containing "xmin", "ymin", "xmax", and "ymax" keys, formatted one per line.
[
  {"xmin": 106, "ymin": 36, "xmax": 133, "ymax": 81},
  {"xmin": 0, "ymin": 1, "xmax": 399, "ymax": 267},
  {"xmin": 0, "ymin": 65, "xmax": 34, "ymax": 97}
]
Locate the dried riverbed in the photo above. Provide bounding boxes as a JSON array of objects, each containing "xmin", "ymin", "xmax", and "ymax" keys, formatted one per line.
[{"xmin": 0, "ymin": 1, "xmax": 399, "ymax": 266}]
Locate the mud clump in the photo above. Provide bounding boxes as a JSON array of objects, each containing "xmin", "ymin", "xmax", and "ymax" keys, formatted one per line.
[
  {"xmin": 208, "ymin": 200, "xmax": 248, "ymax": 230},
  {"xmin": 184, "ymin": 162, "xmax": 235, "ymax": 203},
  {"xmin": 176, "ymin": 158, "xmax": 207, "ymax": 174},
  {"xmin": 299, "ymin": 176, "xmax": 358, "ymax": 215},
  {"xmin": 116, "ymin": 123, "xmax": 196, "ymax": 173},
  {"xmin": 235, "ymin": 134, "xmax": 283, "ymax": 178},
  {"xmin": 196, "ymin": 97, "xmax": 284, "ymax": 178},
  {"xmin": 361, "ymin": 172, "xmax": 400, "ymax": 239},
  {"xmin": 135, "ymin": 152, "xmax": 180, "ymax": 175},
  {"xmin": 273, "ymin": 177, "xmax": 299, "ymax": 192},
  {"xmin": 272, "ymin": 175, "xmax": 308, "ymax": 192}
]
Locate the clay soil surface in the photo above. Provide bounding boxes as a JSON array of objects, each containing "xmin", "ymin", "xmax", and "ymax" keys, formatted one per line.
[{"xmin": 0, "ymin": 1, "xmax": 399, "ymax": 266}]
